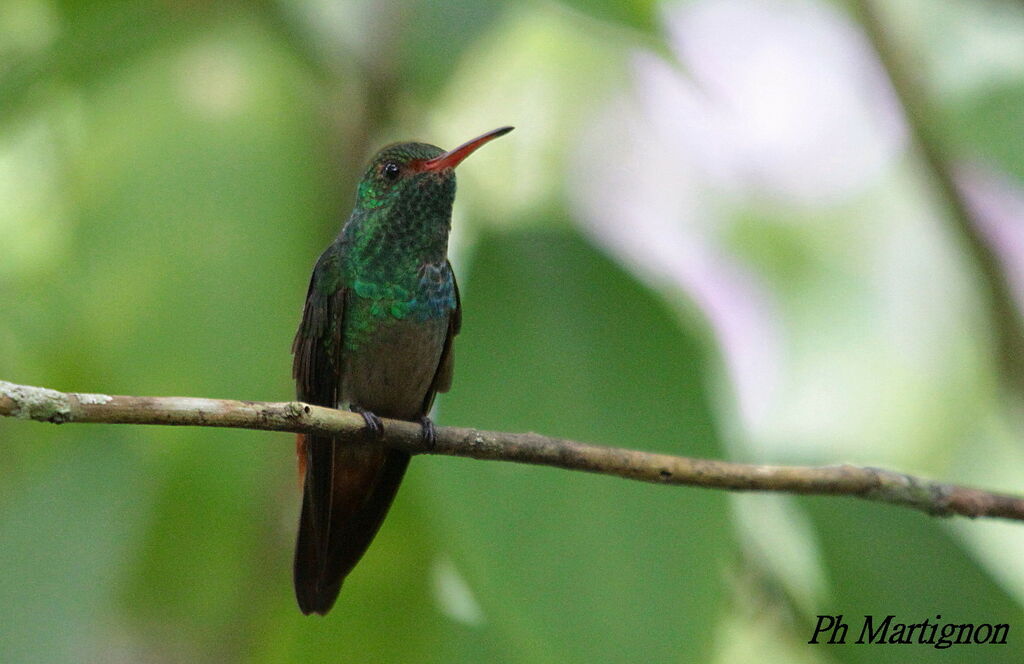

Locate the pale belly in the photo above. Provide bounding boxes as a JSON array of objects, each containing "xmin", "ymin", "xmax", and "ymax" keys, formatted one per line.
[{"xmin": 340, "ymin": 315, "xmax": 449, "ymax": 420}]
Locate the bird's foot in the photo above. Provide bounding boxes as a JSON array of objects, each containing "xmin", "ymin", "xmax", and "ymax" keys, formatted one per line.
[
  {"xmin": 351, "ymin": 406, "xmax": 384, "ymax": 441},
  {"xmin": 419, "ymin": 416, "xmax": 437, "ymax": 450}
]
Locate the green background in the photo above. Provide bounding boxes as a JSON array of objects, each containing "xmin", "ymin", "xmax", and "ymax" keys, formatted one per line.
[{"xmin": 1, "ymin": 0, "xmax": 1023, "ymax": 661}]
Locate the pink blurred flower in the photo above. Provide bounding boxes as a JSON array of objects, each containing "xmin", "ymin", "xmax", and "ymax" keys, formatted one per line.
[
  {"xmin": 957, "ymin": 164, "xmax": 1024, "ymax": 312},
  {"xmin": 571, "ymin": 0, "xmax": 909, "ymax": 433}
]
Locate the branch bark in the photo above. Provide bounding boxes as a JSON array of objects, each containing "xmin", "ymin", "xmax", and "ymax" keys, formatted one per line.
[{"xmin": 3, "ymin": 380, "xmax": 1023, "ymax": 522}]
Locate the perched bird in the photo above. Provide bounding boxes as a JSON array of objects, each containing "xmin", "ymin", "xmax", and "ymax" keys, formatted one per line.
[{"xmin": 291, "ymin": 126, "xmax": 513, "ymax": 615}]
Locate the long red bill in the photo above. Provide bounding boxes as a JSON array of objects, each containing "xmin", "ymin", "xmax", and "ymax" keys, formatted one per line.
[{"xmin": 418, "ymin": 126, "xmax": 514, "ymax": 172}]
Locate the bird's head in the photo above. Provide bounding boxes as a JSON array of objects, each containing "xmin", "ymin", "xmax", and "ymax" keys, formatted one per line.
[{"xmin": 354, "ymin": 126, "xmax": 513, "ymax": 217}]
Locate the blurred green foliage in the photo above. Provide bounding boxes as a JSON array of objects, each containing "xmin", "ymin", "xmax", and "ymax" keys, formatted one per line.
[
  {"xmin": 1, "ymin": 0, "xmax": 1023, "ymax": 662},
  {"xmin": 802, "ymin": 498, "xmax": 1024, "ymax": 664}
]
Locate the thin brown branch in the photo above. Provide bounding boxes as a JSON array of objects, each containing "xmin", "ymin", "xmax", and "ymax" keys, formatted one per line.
[
  {"xmin": 852, "ymin": 0, "xmax": 1024, "ymax": 392},
  {"xmin": 2, "ymin": 380, "xmax": 1023, "ymax": 522}
]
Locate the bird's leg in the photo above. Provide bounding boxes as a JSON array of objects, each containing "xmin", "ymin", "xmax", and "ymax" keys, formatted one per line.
[
  {"xmin": 418, "ymin": 415, "xmax": 437, "ymax": 450},
  {"xmin": 351, "ymin": 406, "xmax": 384, "ymax": 440}
]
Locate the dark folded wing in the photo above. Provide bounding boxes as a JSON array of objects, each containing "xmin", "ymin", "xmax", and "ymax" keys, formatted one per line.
[{"xmin": 291, "ymin": 242, "xmax": 349, "ymax": 613}]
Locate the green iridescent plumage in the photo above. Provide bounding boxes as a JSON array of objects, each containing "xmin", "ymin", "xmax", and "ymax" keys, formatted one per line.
[
  {"xmin": 336, "ymin": 143, "xmax": 459, "ymax": 350},
  {"xmin": 291, "ymin": 127, "xmax": 512, "ymax": 616}
]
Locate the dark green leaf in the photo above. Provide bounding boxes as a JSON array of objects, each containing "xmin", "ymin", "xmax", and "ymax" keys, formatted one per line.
[
  {"xmin": 419, "ymin": 228, "xmax": 731, "ymax": 661},
  {"xmin": 801, "ymin": 498, "xmax": 1024, "ymax": 662}
]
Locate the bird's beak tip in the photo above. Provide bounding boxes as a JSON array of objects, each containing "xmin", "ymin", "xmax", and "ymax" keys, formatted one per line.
[{"xmin": 419, "ymin": 126, "xmax": 514, "ymax": 172}]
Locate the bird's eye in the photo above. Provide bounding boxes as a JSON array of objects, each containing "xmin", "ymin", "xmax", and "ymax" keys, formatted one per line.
[{"xmin": 382, "ymin": 162, "xmax": 400, "ymax": 181}]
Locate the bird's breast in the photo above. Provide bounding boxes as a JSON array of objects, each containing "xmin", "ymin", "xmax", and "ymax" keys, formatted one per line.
[{"xmin": 340, "ymin": 295, "xmax": 450, "ymax": 420}]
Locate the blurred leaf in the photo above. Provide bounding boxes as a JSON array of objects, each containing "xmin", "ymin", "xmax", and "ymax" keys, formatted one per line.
[
  {"xmin": 432, "ymin": 5, "xmax": 629, "ymax": 226},
  {"xmin": 0, "ymin": 435, "xmax": 150, "ymax": 664},
  {"xmin": 945, "ymin": 84, "xmax": 1024, "ymax": 182},
  {"xmin": 0, "ymin": 15, "xmax": 349, "ymax": 662},
  {"xmin": 417, "ymin": 227, "xmax": 731, "ymax": 662},
  {"xmin": 1, "ymin": 1, "xmax": 228, "ymax": 126},
  {"xmin": 801, "ymin": 498, "xmax": 1024, "ymax": 661},
  {"xmin": 395, "ymin": 0, "xmax": 508, "ymax": 98},
  {"xmin": 555, "ymin": 0, "xmax": 660, "ymax": 35}
]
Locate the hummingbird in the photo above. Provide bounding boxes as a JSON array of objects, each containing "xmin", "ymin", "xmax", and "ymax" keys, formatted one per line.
[{"xmin": 291, "ymin": 126, "xmax": 514, "ymax": 615}]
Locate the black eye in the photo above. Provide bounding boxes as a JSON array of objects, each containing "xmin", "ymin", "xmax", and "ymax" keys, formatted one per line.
[{"xmin": 382, "ymin": 162, "xmax": 400, "ymax": 181}]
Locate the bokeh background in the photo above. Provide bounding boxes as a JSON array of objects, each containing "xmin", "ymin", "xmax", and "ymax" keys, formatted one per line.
[{"xmin": 2, "ymin": 0, "xmax": 1024, "ymax": 661}]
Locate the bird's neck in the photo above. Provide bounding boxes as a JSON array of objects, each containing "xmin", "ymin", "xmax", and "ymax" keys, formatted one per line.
[{"xmin": 341, "ymin": 207, "xmax": 451, "ymax": 287}]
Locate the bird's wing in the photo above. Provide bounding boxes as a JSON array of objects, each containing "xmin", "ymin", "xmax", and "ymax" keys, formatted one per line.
[
  {"xmin": 292, "ymin": 242, "xmax": 345, "ymax": 403},
  {"xmin": 291, "ymin": 240, "xmax": 414, "ymax": 615},
  {"xmin": 421, "ymin": 260, "xmax": 461, "ymax": 414},
  {"xmin": 291, "ymin": 241, "xmax": 346, "ymax": 527}
]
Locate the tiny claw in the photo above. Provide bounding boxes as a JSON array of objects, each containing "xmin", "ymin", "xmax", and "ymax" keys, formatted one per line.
[
  {"xmin": 419, "ymin": 416, "xmax": 437, "ymax": 450},
  {"xmin": 352, "ymin": 406, "xmax": 384, "ymax": 440}
]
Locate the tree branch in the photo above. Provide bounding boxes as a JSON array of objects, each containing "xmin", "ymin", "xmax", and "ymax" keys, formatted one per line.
[{"xmin": 3, "ymin": 380, "xmax": 1023, "ymax": 522}]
